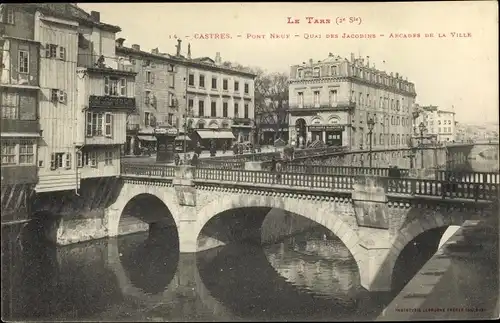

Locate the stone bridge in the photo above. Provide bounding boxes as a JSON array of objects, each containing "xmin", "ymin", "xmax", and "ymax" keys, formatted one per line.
[{"xmin": 40, "ymin": 163, "xmax": 496, "ymax": 293}]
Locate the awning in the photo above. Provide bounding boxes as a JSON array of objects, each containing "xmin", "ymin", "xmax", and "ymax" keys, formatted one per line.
[
  {"xmin": 137, "ymin": 135, "xmax": 157, "ymax": 142},
  {"xmin": 138, "ymin": 127, "xmax": 155, "ymax": 135},
  {"xmin": 175, "ymin": 135, "xmax": 191, "ymax": 141},
  {"xmin": 196, "ymin": 130, "xmax": 235, "ymax": 140}
]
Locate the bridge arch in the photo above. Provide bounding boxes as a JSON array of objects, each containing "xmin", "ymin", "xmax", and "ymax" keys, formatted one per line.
[
  {"xmin": 192, "ymin": 194, "xmax": 363, "ymax": 272},
  {"xmin": 106, "ymin": 183, "xmax": 182, "ymax": 238},
  {"xmin": 387, "ymin": 209, "xmax": 468, "ymax": 290}
]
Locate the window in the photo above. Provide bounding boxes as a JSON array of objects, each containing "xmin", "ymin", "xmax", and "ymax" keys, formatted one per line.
[
  {"xmin": 168, "ymin": 93, "xmax": 175, "ymax": 107},
  {"xmin": 244, "ymin": 104, "xmax": 249, "ymax": 118},
  {"xmin": 169, "ymin": 74, "xmax": 175, "ymax": 88},
  {"xmin": 86, "ymin": 112, "xmax": 112, "ymax": 137},
  {"xmin": 19, "ymin": 141, "xmax": 34, "ymax": 164},
  {"xmin": 329, "ymin": 90, "xmax": 337, "ymax": 106},
  {"xmin": 18, "ymin": 50, "xmax": 29, "ymax": 73},
  {"xmin": 144, "ymin": 90, "xmax": 151, "ymax": 104},
  {"xmin": 234, "ymin": 103, "xmax": 239, "ymax": 117},
  {"xmin": 188, "ymin": 99, "xmax": 194, "ymax": 109},
  {"xmin": 105, "ymin": 113, "xmax": 113, "ymax": 137},
  {"xmin": 211, "ymin": 102, "xmax": 217, "ymax": 117},
  {"xmin": 78, "ymin": 151, "xmax": 98, "ymax": 168},
  {"xmin": 146, "ymin": 71, "xmax": 155, "ymax": 84},
  {"xmin": 58, "ymin": 46, "xmax": 66, "ymax": 60},
  {"xmin": 223, "ymin": 79, "xmax": 228, "ymax": 91},
  {"xmin": 144, "ymin": 112, "xmax": 151, "ymax": 127},
  {"xmin": 50, "ymin": 153, "xmax": 64, "ymax": 170},
  {"xmin": 104, "ymin": 77, "xmax": 126, "ymax": 96},
  {"xmin": 298, "ymin": 69, "xmax": 303, "ymax": 78},
  {"xmin": 1, "ymin": 92, "xmax": 19, "ymax": 119},
  {"xmin": 168, "ymin": 113, "xmax": 174, "ymax": 126},
  {"xmin": 234, "ymin": 81, "xmax": 239, "ymax": 91},
  {"xmin": 313, "ymin": 67, "xmax": 320, "ymax": 77},
  {"xmin": 45, "ymin": 44, "xmax": 58, "ymax": 58},
  {"xmin": 1, "ymin": 142, "xmax": 16, "ymax": 165},
  {"xmin": 188, "ymin": 73, "xmax": 195, "ymax": 86},
  {"xmin": 244, "ymin": 83, "xmax": 249, "ymax": 94},
  {"xmin": 223, "ymin": 102, "xmax": 228, "ymax": 117},
  {"xmin": 199, "ymin": 75, "xmax": 205, "ymax": 88},
  {"xmin": 198, "ymin": 100, "xmax": 205, "ymax": 116},
  {"xmin": 379, "ymin": 134, "xmax": 384, "ymax": 145},
  {"xmin": 104, "ymin": 151, "xmax": 113, "ymax": 165},
  {"xmin": 0, "ymin": 6, "xmax": 15, "ymax": 24},
  {"xmin": 211, "ymin": 77, "xmax": 217, "ymax": 90},
  {"xmin": 298, "ymin": 92, "xmax": 304, "ymax": 108},
  {"xmin": 331, "ymin": 66, "xmax": 337, "ymax": 76},
  {"xmin": 64, "ymin": 153, "xmax": 72, "ymax": 169},
  {"xmin": 314, "ymin": 91, "xmax": 320, "ymax": 107}
]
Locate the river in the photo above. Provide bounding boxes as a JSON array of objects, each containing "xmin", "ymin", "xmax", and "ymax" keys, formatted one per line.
[{"xmin": 2, "ymin": 224, "xmax": 430, "ymax": 321}]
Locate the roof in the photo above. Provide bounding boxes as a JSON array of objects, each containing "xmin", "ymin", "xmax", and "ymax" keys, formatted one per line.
[
  {"xmin": 18, "ymin": 3, "xmax": 121, "ymax": 33},
  {"xmin": 116, "ymin": 46, "xmax": 257, "ymax": 78}
]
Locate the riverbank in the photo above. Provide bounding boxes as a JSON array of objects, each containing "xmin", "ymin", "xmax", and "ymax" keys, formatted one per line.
[{"xmin": 377, "ymin": 217, "xmax": 499, "ymax": 320}]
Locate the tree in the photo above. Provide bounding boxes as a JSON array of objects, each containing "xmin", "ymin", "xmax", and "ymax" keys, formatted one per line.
[{"xmin": 222, "ymin": 62, "xmax": 289, "ymax": 141}]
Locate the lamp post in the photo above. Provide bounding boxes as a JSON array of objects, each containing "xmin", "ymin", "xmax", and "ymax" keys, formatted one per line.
[
  {"xmin": 367, "ymin": 117, "xmax": 375, "ymax": 168},
  {"xmin": 418, "ymin": 121, "xmax": 426, "ymax": 168},
  {"xmin": 250, "ymin": 123, "xmax": 256, "ymax": 161}
]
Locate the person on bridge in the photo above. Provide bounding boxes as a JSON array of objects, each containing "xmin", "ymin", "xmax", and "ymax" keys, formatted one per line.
[
  {"xmin": 270, "ymin": 157, "xmax": 277, "ymax": 172},
  {"xmin": 276, "ymin": 160, "xmax": 283, "ymax": 182},
  {"xmin": 191, "ymin": 153, "xmax": 199, "ymax": 167}
]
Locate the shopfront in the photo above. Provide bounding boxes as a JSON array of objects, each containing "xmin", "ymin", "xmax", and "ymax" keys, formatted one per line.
[
  {"xmin": 194, "ymin": 129, "xmax": 236, "ymax": 150},
  {"xmin": 308, "ymin": 125, "xmax": 345, "ymax": 147}
]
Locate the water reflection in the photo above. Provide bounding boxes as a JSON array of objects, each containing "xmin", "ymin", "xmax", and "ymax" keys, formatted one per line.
[{"xmin": 3, "ymin": 225, "xmax": 394, "ymax": 321}]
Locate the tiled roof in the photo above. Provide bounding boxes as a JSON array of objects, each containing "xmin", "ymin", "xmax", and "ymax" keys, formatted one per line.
[{"xmin": 20, "ymin": 3, "xmax": 121, "ymax": 32}]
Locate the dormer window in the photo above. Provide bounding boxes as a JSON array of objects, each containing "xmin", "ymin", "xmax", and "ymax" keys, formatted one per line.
[
  {"xmin": 331, "ymin": 65, "xmax": 337, "ymax": 76},
  {"xmin": 297, "ymin": 68, "xmax": 304, "ymax": 79},
  {"xmin": 313, "ymin": 67, "xmax": 320, "ymax": 78}
]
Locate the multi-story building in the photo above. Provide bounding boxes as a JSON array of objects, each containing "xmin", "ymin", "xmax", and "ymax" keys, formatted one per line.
[
  {"xmin": 183, "ymin": 48, "xmax": 256, "ymax": 149},
  {"xmin": 1, "ymin": 4, "xmax": 40, "ymax": 223},
  {"xmin": 288, "ymin": 53, "xmax": 417, "ymax": 150},
  {"xmin": 27, "ymin": 4, "xmax": 134, "ymax": 192},
  {"xmin": 414, "ymin": 105, "xmax": 456, "ymax": 143},
  {"xmin": 117, "ymin": 39, "xmax": 256, "ymax": 151},
  {"xmin": 115, "ymin": 41, "xmax": 179, "ymax": 154}
]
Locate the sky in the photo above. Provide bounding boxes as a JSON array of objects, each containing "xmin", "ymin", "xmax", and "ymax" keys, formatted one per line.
[{"xmin": 77, "ymin": 1, "xmax": 499, "ymax": 125}]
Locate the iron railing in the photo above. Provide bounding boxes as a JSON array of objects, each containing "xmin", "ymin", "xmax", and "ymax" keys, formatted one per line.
[{"xmin": 120, "ymin": 162, "xmax": 499, "ymax": 201}]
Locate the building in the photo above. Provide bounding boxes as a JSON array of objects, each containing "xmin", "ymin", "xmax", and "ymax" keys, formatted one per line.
[
  {"xmin": 17, "ymin": 4, "xmax": 135, "ymax": 192},
  {"xmin": 115, "ymin": 41, "xmax": 181, "ymax": 154},
  {"xmin": 182, "ymin": 48, "xmax": 256, "ymax": 149},
  {"xmin": 288, "ymin": 53, "xmax": 417, "ymax": 150},
  {"xmin": 413, "ymin": 105, "xmax": 456, "ymax": 143},
  {"xmin": 256, "ymin": 98, "xmax": 289, "ymax": 145},
  {"xmin": 117, "ymin": 39, "xmax": 256, "ymax": 152},
  {"xmin": 1, "ymin": 4, "xmax": 40, "ymax": 223}
]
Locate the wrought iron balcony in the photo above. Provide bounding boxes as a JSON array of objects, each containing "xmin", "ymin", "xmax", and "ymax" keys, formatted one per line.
[
  {"xmin": 288, "ymin": 101, "xmax": 356, "ymax": 113},
  {"xmin": 77, "ymin": 54, "xmax": 137, "ymax": 77}
]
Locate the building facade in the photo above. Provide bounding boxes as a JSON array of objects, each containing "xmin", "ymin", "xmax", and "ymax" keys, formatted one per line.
[
  {"xmin": 117, "ymin": 40, "xmax": 256, "ymax": 152},
  {"xmin": 0, "ymin": 4, "xmax": 40, "ymax": 223},
  {"xmin": 183, "ymin": 50, "xmax": 256, "ymax": 149},
  {"xmin": 414, "ymin": 105, "xmax": 456, "ymax": 143},
  {"xmin": 288, "ymin": 53, "xmax": 417, "ymax": 150},
  {"xmin": 116, "ymin": 41, "xmax": 179, "ymax": 154},
  {"xmin": 24, "ymin": 4, "xmax": 134, "ymax": 192}
]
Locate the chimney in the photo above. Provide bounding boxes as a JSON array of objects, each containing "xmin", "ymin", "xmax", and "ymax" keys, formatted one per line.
[
  {"xmin": 396, "ymin": 72, "xmax": 399, "ymax": 78},
  {"xmin": 187, "ymin": 43, "xmax": 191, "ymax": 59},
  {"xmin": 151, "ymin": 48, "xmax": 159, "ymax": 55},
  {"xmin": 350, "ymin": 53, "xmax": 355, "ymax": 62},
  {"xmin": 116, "ymin": 38, "xmax": 125, "ymax": 47},
  {"xmin": 309, "ymin": 58, "xmax": 313, "ymax": 66},
  {"xmin": 131, "ymin": 44, "xmax": 140, "ymax": 51},
  {"xmin": 90, "ymin": 11, "xmax": 100, "ymax": 22},
  {"xmin": 329, "ymin": 52, "xmax": 333, "ymax": 57},
  {"xmin": 366, "ymin": 56, "xmax": 370, "ymax": 67},
  {"xmin": 215, "ymin": 52, "xmax": 221, "ymax": 65},
  {"xmin": 176, "ymin": 39, "xmax": 182, "ymax": 57}
]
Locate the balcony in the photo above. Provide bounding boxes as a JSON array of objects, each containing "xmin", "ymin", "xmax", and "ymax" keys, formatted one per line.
[
  {"xmin": 77, "ymin": 54, "xmax": 137, "ymax": 78},
  {"xmin": 89, "ymin": 95, "xmax": 136, "ymax": 111},
  {"xmin": 0, "ymin": 119, "xmax": 40, "ymax": 135},
  {"xmin": 288, "ymin": 101, "xmax": 356, "ymax": 113}
]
